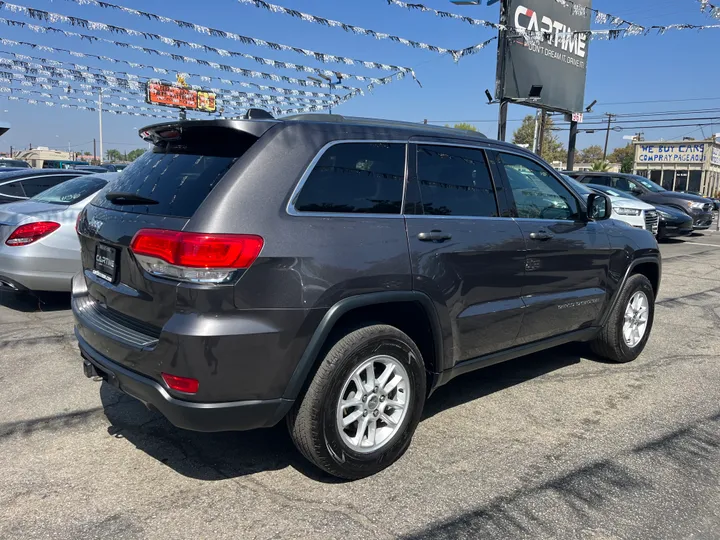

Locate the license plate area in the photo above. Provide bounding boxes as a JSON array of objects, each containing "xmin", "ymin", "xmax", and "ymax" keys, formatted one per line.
[{"xmin": 94, "ymin": 243, "xmax": 118, "ymax": 283}]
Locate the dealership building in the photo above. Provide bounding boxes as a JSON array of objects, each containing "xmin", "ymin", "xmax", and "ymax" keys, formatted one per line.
[{"xmin": 633, "ymin": 138, "xmax": 720, "ymax": 196}]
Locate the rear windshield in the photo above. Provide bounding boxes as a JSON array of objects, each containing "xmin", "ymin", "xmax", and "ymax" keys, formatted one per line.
[
  {"xmin": 92, "ymin": 127, "xmax": 256, "ymax": 218},
  {"xmin": 32, "ymin": 175, "xmax": 108, "ymax": 206}
]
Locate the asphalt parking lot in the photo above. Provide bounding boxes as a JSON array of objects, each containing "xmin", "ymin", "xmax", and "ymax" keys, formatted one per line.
[{"xmin": 1, "ymin": 235, "xmax": 719, "ymax": 540}]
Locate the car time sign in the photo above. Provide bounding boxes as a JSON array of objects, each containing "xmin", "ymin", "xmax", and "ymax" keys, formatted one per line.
[
  {"xmin": 636, "ymin": 144, "xmax": 706, "ymax": 164},
  {"xmin": 497, "ymin": 0, "xmax": 592, "ymax": 114}
]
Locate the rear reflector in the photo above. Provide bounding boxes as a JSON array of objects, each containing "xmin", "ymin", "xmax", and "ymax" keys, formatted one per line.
[
  {"xmin": 6, "ymin": 221, "xmax": 61, "ymax": 246},
  {"xmin": 130, "ymin": 229, "xmax": 263, "ymax": 283},
  {"xmin": 161, "ymin": 373, "xmax": 199, "ymax": 394}
]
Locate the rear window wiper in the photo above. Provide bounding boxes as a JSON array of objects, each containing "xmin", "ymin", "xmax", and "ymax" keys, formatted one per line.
[{"xmin": 105, "ymin": 192, "xmax": 159, "ymax": 205}]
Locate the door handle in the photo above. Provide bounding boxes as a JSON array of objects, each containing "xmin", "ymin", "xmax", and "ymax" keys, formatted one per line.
[
  {"xmin": 529, "ymin": 230, "xmax": 553, "ymax": 241},
  {"xmin": 418, "ymin": 231, "xmax": 452, "ymax": 242}
]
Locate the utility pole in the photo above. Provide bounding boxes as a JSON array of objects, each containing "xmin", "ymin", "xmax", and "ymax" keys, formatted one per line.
[
  {"xmin": 98, "ymin": 90, "xmax": 104, "ymax": 164},
  {"xmin": 602, "ymin": 113, "xmax": 616, "ymax": 162},
  {"xmin": 531, "ymin": 109, "xmax": 541, "ymax": 154},
  {"xmin": 93, "ymin": 138, "xmax": 96, "ymax": 163},
  {"xmin": 537, "ymin": 110, "xmax": 547, "ymax": 158},
  {"xmin": 9, "ymin": 146, "xmax": 12, "ymax": 158}
]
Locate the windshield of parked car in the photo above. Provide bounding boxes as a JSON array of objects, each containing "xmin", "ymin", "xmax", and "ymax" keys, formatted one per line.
[
  {"xmin": 0, "ymin": 159, "xmax": 29, "ymax": 168},
  {"xmin": 31, "ymin": 175, "xmax": 108, "ymax": 205},
  {"xmin": 633, "ymin": 176, "xmax": 666, "ymax": 193},
  {"xmin": 563, "ymin": 175, "xmax": 593, "ymax": 196}
]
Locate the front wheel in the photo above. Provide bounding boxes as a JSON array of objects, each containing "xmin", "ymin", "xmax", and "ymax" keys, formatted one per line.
[
  {"xmin": 287, "ymin": 324, "xmax": 426, "ymax": 479},
  {"xmin": 591, "ymin": 274, "xmax": 655, "ymax": 363}
]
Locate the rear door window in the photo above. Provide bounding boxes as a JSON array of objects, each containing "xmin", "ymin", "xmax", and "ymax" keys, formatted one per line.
[
  {"xmin": 93, "ymin": 127, "xmax": 257, "ymax": 218},
  {"xmin": 415, "ymin": 145, "xmax": 498, "ymax": 217},
  {"xmin": 293, "ymin": 142, "xmax": 405, "ymax": 214},
  {"xmin": 21, "ymin": 175, "xmax": 74, "ymax": 197}
]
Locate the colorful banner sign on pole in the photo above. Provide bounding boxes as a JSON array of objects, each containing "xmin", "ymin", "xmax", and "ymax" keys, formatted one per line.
[{"xmin": 146, "ymin": 81, "xmax": 217, "ymax": 113}]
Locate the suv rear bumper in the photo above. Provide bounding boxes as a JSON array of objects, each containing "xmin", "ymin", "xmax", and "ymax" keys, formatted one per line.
[{"xmin": 78, "ymin": 330, "xmax": 292, "ymax": 432}]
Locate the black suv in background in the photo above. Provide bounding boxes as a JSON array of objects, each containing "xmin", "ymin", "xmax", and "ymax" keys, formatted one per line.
[
  {"xmin": 567, "ymin": 172, "xmax": 714, "ymax": 230},
  {"xmin": 73, "ymin": 117, "xmax": 661, "ymax": 479}
]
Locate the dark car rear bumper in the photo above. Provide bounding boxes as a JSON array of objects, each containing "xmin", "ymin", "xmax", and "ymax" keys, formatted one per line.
[
  {"xmin": 77, "ymin": 330, "xmax": 292, "ymax": 432},
  {"xmin": 657, "ymin": 220, "xmax": 693, "ymax": 240}
]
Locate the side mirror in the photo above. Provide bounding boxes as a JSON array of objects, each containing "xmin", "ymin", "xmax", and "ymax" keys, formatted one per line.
[
  {"xmin": 587, "ymin": 193, "xmax": 612, "ymax": 221},
  {"xmin": 630, "ymin": 186, "xmax": 643, "ymax": 195}
]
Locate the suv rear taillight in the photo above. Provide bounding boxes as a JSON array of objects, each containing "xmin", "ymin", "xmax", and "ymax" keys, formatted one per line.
[
  {"xmin": 5, "ymin": 221, "xmax": 61, "ymax": 246},
  {"xmin": 130, "ymin": 229, "xmax": 263, "ymax": 284}
]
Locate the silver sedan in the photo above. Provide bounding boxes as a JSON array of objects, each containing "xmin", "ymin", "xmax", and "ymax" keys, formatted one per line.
[{"xmin": 0, "ymin": 173, "xmax": 116, "ymax": 292}]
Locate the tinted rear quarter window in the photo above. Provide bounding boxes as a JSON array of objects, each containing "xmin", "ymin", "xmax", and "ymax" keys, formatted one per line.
[
  {"xmin": 93, "ymin": 127, "xmax": 257, "ymax": 218},
  {"xmin": 416, "ymin": 145, "xmax": 498, "ymax": 217},
  {"xmin": 21, "ymin": 175, "xmax": 73, "ymax": 197},
  {"xmin": 0, "ymin": 180, "xmax": 25, "ymax": 198},
  {"xmin": 293, "ymin": 142, "xmax": 405, "ymax": 214},
  {"xmin": 32, "ymin": 175, "xmax": 108, "ymax": 205}
]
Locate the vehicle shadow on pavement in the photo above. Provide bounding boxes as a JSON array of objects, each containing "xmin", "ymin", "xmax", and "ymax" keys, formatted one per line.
[
  {"xmin": 0, "ymin": 291, "xmax": 70, "ymax": 312},
  {"xmin": 99, "ymin": 344, "xmax": 584, "ymax": 483},
  {"xmin": 423, "ymin": 344, "xmax": 582, "ymax": 419},
  {"xmin": 399, "ymin": 409, "xmax": 720, "ymax": 539}
]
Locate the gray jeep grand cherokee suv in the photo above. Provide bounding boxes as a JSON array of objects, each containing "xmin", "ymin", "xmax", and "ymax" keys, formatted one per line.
[{"xmin": 73, "ymin": 116, "xmax": 661, "ymax": 479}]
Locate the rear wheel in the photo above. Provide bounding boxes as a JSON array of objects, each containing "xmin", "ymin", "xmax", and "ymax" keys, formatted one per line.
[
  {"xmin": 287, "ymin": 324, "xmax": 426, "ymax": 479},
  {"xmin": 591, "ymin": 274, "xmax": 655, "ymax": 363}
]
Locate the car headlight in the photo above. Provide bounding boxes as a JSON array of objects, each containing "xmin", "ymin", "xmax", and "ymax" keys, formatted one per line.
[
  {"xmin": 657, "ymin": 209, "xmax": 672, "ymax": 219},
  {"xmin": 688, "ymin": 201, "xmax": 706, "ymax": 209},
  {"xmin": 614, "ymin": 207, "xmax": 641, "ymax": 216}
]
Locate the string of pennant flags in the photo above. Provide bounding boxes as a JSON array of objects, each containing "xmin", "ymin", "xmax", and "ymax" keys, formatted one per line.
[
  {"xmin": 0, "ymin": 54, "xmax": 341, "ymax": 106},
  {"xmin": 698, "ymin": 0, "xmax": 720, "ymax": 18},
  {"xmin": 0, "ymin": 38, "xmax": 361, "ymax": 97},
  {"xmin": 0, "ymin": 57, "xmax": 351, "ymax": 113},
  {"xmin": 232, "ymin": 0, "xmax": 491, "ymax": 61},
  {"xmin": 0, "ymin": 85, "xmax": 181, "ymax": 114},
  {"xmin": 385, "ymin": 0, "xmax": 720, "ymax": 38},
  {"xmin": 0, "ymin": 79, "xmax": 342, "ymax": 118},
  {"xmin": 0, "ymin": 16, "xmax": 414, "ymax": 88},
  {"xmin": 0, "ymin": 2, "xmax": 419, "ymax": 78}
]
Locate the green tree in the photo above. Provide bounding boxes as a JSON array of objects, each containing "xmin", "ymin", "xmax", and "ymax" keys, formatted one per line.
[
  {"xmin": 105, "ymin": 149, "xmax": 123, "ymax": 162},
  {"xmin": 126, "ymin": 148, "xmax": 146, "ymax": 161},
  {"xmin": 609, "ymin": 143, "xmax": 635, "ymax": 173},
  {"xmin": 591, "ymin": 160, "xmax": 611, "ymax": 172},
  {"xmin": 578, "ymin": 145, "xmax": 604, "ymax": 163},
  {"xmin": 512, "ymin": 115, "xmax": 567, "ymax": 163},
  {"xmin": 452, "ymin": 122, "xmax": 478, "ymax": 132}
]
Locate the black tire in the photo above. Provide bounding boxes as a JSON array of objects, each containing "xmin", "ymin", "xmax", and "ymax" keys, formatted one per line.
[
  {"xmin": 287, "ymin": 324, "xmax": 426, "ymax": 479},
  {"xmin": 590, "ymin": 274, "xmax": 655, "ymax": 363}
]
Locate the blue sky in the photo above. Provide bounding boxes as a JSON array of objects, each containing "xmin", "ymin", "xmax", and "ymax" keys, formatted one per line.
[{"xmin": 0, "ymin": 0, "xmax": 718, "ymax": 157}]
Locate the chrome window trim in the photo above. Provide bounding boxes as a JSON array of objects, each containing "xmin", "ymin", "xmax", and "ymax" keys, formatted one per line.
[
  {"xmin": 405, "ymin": 214, "xmax": 512, "ymax": 222},
  {"xmin": 286, "ymin": 139, "xmax": 409, "ymax": 218}
]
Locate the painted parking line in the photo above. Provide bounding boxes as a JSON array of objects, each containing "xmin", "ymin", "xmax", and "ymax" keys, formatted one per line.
[{"xmin": 681, "ymin": 241, "xmax": 720, "ymax": 248}]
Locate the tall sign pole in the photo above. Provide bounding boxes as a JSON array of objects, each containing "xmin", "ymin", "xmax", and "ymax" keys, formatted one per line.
[
  {"xmin": 567, "ymin": 120, "xmax": 578, "ymax": 170},
  {"xmin": 496, "ymin": 0, "xmax": 509, "ymax": 141}
]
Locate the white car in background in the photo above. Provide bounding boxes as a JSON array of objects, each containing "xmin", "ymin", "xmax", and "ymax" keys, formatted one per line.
[{"xmin": 564, "ymin": 176, "xmax": 659, "ymax": 235}]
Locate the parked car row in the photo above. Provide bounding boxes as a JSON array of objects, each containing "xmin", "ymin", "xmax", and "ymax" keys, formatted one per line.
[
  {"xmin": 562, "ymin": 175, "xmax": 694, "ymax": 241},
  {"xmin": 565, "ymin": 171, "xmax": 715, "ymax": 232}
]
